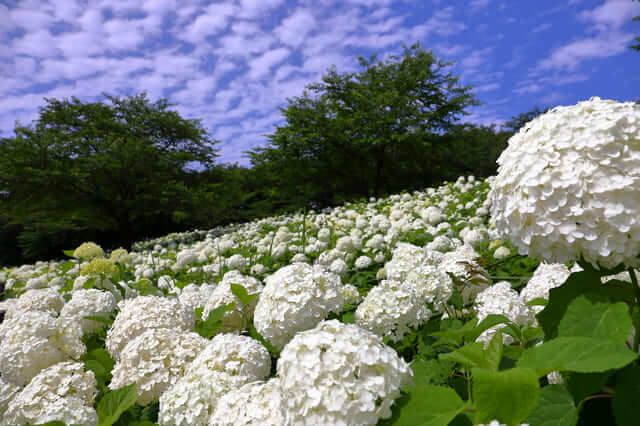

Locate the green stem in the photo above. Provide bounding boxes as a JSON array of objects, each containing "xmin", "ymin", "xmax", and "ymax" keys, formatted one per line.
[{"xmin": 628, "ymin": 268, "xmax": 640, "ymax": 353}]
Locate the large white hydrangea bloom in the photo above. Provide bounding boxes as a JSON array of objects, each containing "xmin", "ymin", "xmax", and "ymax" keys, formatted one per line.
[
  {"xmin": 490, "ymin": 97, "xmax": 640, "ymax": 269},
  {"xmin": 2, "ymin": 361, "xmax": 98, "ymax": 426},
  {"xmin": 278, "ymin": 320, "xmax": 412, "ymax": 425},
  {"xmin": 203, "ymin": 271, "xmax": 264, "ymax": 332},
  {"xmin": 158, "ymin": 334, "xmax": 271, "ymax": 426},
  {"xmin": 355, "ymin": 279, "xmax": 431, "ymax": 341},
  {"xmin": 253, "ymin": 263, "xmax": 345, "ymax": 349},
  {"xmin": 0, "ymin": 311, "xmax": 84, "ymax": 386},
  {"xmin": 3, "ymin": 288, "xmax": 64, "ymax": 319},
  {"xmin": 110, "ymin": 329, "xmax": 207, "ymax": 405},
  {"xmin": 106, "ymin": 295, "xmax": 195, "ymax": 359},
  {"xmin": 208, "ymin": 379, "xmax": 286, "ymax": 426},
  {"xmin": 59, "ymin": 288, "xmax": 117, "ymax": 334}
]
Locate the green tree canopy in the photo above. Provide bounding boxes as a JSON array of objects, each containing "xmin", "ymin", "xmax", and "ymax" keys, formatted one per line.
[
  {"xmin": 0, "ymin": 93, "xmax": 217, "ymax": 259},
  {"xmin": 250, "ymin": 43, "xmax": 478, "ymax": 205}
]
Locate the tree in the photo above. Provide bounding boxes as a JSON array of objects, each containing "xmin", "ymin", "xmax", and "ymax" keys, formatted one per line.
[
  {"xmin": 502, "ymin": 107, "xmax": 547, "ymax": 134},
  {"xmin": 251, "ymin": 43, "xmax": 477, "ymax": 204},
  {"xmin": 0, "ymin": 93, "xmax": 217, "ymax": 260}
]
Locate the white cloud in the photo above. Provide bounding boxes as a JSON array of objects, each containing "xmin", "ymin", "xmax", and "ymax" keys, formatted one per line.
[
  {"xmin": 248, "ymin": 48, "xmax": 291, "ymax": 79},
  {"xmin": 275, "ymin": 9, "xmax": 317, "ymax": 47}
]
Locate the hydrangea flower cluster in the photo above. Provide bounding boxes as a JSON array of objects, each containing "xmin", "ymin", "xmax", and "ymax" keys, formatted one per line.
[
  {"xmin": 277, "ymin": 320, "xmax": 412, "ymax": 425},
  {"xmin": 490, "ymin": 97, "xmax": 640, "ymax": 269},
  {"xmin": 253, "ymin": 263, "xmax": 345, "ymax": 349},
  {"xmin": 158, "ymin": 334, "xmax": 271, "ymax": 426}
]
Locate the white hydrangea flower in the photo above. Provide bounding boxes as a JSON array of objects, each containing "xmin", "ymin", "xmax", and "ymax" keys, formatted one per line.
[
  {"xmin": 339, "ymin": 284, "xmax": 362, "ymax": 306},
  {"xmin": 110, "ymin": 329, "xmax": 207, "ymax": 405},
  {"xmin": 404, "ymin": 263, "xmax": 453, "ymax": 306},
  {"xmin": 475, "ymin": 282, "xmax": 535, "ymax": 344},
  {"xmin": 490, "ymin": 98, "xmax": 640, "ymax": 269},
  {"xmin": 253, "ymin": 263, "xmax": 345, "ymax": 349},
  {"xmin": 73, "ymin": 242, "xmax": 104, "ymax": 260},
  {"xmin": 179, "ymin": 283, "xmax": 216, "ymax": 311},
  {"xmin": 59, "ymin": 289, "xmax": 117, "ymax": 334},
  {"xmin": 159, "ymin": 370, "xmax": 246, "ymax": 426},
  {"xmin": 3, "ymin": 361, "xmax": 97, "ymax": 426},
  {"xmin": 3, "ymin": 288, "xmax": 64, "ymax": 319},
  {"xmin": 158, "ymin": 334, "xmax": 271, "ymax": 426},
  {"xmin": 278, "ymin": 320, "xmax": 412, "ymax": 425},
  {"xmin": 426, "ymin": 235, "xmax": 454, "ymax": 253},
  {"xmin": 208, "ymin": 379, "xmax": 286, "ymax": 426},
  {"xmin": 329, "ymin": 258, "xmax": 348, "ymax": 276},
  {"xmin": 203, "ymin": 271, "xmax": 263, "ymax": 332},
  {"xmin": 0, "ymin": 311, "xmax": 81, "ymax": 386},
  {"xmin": 493, "ymin": 246, "xmax": 511, "ymax": 259},
  {"xmin": 520, "ymin": 263, "xmax": 571, "ymax": 310},
  {"xmin": 384, "ymin": 243, "xmax": 425, "ymax": 282},
  {"xmin": 186, "ymin": 334, "xmax": 271, "ymax": 381},
  {"xmin": 355, "ymin": 280, "xmax": 431, "ymax": 341},
  {"xmin": 106, "ymin": 295, "xmax": 195, "ymax": 359},
  {"xmin": 354, "ymin": 255, "xmax": 373, "ymax": 270}
]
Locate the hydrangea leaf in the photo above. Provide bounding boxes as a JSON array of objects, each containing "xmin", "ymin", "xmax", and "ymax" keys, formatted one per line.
[
  {"xmin": 439, "ymin": 332, "xmax": 502, "ymax": 371},
  {"xmin": 613, "ymin": 366, "xmax": 640, "ymax": 426},
  {"xmin": 558, "ymin": 295, "xmax": 632, "ymax": 344},
  {"xmin": 230, "ymin": 283, "xmax": 258, "ymax": 306},
  {"xmin": 472, "ymin": 367, "xmax": 540, "ymax": 425},
  {"xmin": 389, "ymin": 384, "xmax": 466, "ymax": 426},
  {"xmin": 518, "ymin": 337, "xmax": 637, "ymax": 376},
  {"xmin": 526, "ymin": 384, "xmax": 578, "ymax": 426},
  {"xmin": 537, "ymin": 270, "xmax": 601, "ymax": 339},
  {"xmin": 97, "ymin": 384, "xmax": 138, "ymax": 426}
]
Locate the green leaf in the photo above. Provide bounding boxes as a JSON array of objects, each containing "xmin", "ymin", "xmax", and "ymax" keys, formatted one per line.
[
  {"xmin": 473, "ymin": 367, "xmax": 540, "ymax": 426},
  {"xmin": 391, "ymin": 385, "xmax": 466, "ymax": 426},
  {"xmin": 129, "ymin": 422, "xmax": 158, "ymax": 426},
  {"xmin": 613, "ymin": 366, "xmax": 640, "ymax": 426},
  {"xmin": 230, "ymin": 283, "xmax": 258, "ymax": 306},
  {"xmin": 527, "ymin": 297, "xmax": 549, "ymax": 307},
  {"xmin": 35, "ymin": 422, "xmax": 67, "ymax": 426},
  {"xmin": 518, "ymin": 337, "xmax": 637, "ymax": 376},
  {"xmin": 195, "ymin": 302, "xmax": 235, "ymax": 339},
  {"xmin": 466, "ymin": 314, "xmax": 511, "ymax": 342},
  {"xmin": 537, "ymin": 269, "xmax": 601, "ymax": 339},
  {"xmin": 130, "ymin": 278, "xmax": 161, "ymax": 296},
  {"xmin": 558, "ymin": 296, "xmax": 632, "ymax": 344},
  {"xmin": 97, "ymin": 384, "xmax": 138, "ymax": 426},
  {"xmin": 63, "ymin": 249, "xmax": 75, "ymax": 258},
  {"xmin": 440, "ymin": 332, "xmax": 502, "ymax": 371},
  {"xmin": 527, "ymin": 385, "xmax": 578, "ymax": 426},
  {"xmin": 410, "ymin": 358, "xmax": 454, "ymax": 387}
]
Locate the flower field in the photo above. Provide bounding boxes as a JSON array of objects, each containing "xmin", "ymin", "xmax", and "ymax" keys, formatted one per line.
[{"xmin": 1, "ymin": 97, "xmax": 640, "ymax": 425}]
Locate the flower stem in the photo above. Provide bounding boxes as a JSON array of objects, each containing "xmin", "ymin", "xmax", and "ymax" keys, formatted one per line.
[{"xmin": 628, "ymin": 268, "xmax": 640, "ymax": 352}]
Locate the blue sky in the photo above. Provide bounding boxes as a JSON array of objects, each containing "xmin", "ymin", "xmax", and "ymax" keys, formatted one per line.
[{"xmin": 1, "ymin": 0, "xmax": 639, "ymax": 164}]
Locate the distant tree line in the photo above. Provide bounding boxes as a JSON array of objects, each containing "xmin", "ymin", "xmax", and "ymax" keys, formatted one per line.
[{"xmin": 0, "ymin": 44, "xmax": 543, "ymax": 265}]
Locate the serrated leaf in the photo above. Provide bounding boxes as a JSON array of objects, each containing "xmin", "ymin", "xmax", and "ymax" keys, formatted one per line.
[
  {"xmin": 230, "ymin": 283, "xmax": 258, "ymax": 306},
  {"xmin": 527, "ymin": 385, "xmax": 577, "ymax": 426},
  {"xmin": 473, "ymin": 367, "xmax": 540, "ymax": 425},
  {"xmin": 195, "ymin": 302, "xmax": 234, "ymax": 339},
  {"xmin": 391, "ymin": 385, "xmax": 466, "ymax": 426},
  {"xmin": 410, "ymin": 358, "xmax": 454, "ymax": 387},
  {"xmin": 440, "ymin": 332, "xmax": 501, "ymax": 371},
  {"xmin": 613, "ymin": 366, "xmax": 640, "ymax": 426},
  {"xmin": 558, "ymin": 296, "xmax": 632, "ymax": 344},
  {"xmin": 518, "ymin": 336, "xmax": 637, "ymax": 376},
  {"xmin": 97, "ymin": 384, "xmax": 138, "ymax": 426}
]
